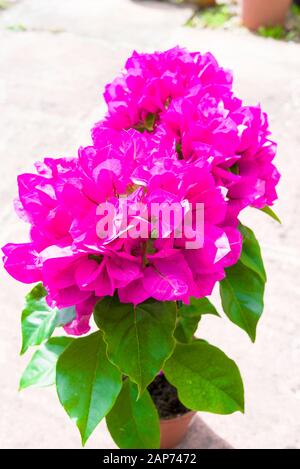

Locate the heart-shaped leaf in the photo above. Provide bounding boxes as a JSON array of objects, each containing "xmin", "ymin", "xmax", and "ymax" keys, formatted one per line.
[
  {"xmin": 175, "ymin": 297, "xmax": 219, "ymax": 343},
  {"xmin": 239, "ymin": 224, "xmax": 266, "ymax": 282},
  {"xmin": 220, "ymin": 261, "xmax": 265, "ymax": 342},
  {"xmin": 94, "ymin": 297, "xmax": 176, "ymax": 396},
  {"xmin": 21, "ymin": 284, "xmax": 76, "ymax": 354},
  {"xmin": 164, "ymin": 341, "xmax": 244, "ymax": 414},
  {"xmin": 106, "ymin": 379, "xmax": 160, "ymax": 449},
  {"xmin": 19, "ymin": 336, "xmax": 73, "ymax": 390},
  {"xmin": 56, "ymin": 331, "xmax": 122, "ymax": 445}
]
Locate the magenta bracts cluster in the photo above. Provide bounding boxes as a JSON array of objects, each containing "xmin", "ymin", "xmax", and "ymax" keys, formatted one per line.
[{"xmin": 2, "ymin": 47, "xmax": 280, "ymax": 335}]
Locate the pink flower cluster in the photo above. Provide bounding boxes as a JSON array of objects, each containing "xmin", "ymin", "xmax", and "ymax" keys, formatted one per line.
[{"xmin": 2, "ymin": 47, "xmax": 280, "ymax": 335}]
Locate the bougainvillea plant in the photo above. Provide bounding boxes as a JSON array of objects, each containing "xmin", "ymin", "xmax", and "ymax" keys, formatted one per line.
[{"xmin": 2, "ymin": 47, "xmax": 280, "ymax": 449}]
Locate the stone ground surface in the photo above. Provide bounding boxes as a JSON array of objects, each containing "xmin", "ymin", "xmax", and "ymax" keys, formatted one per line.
[{"xmin": 0, "ymin": 0, "xmax": 300, "ymax": 450}]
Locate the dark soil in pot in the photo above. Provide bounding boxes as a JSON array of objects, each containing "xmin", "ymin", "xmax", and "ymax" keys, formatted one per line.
[{"xmin": 148, "ymin": 374, "xmax": 190, "ymax": 419}]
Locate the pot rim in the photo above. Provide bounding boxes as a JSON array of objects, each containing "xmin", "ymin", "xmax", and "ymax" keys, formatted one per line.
[{"xmin": 159, "ymin": 410, "xmax": 196, "ymax": 425}]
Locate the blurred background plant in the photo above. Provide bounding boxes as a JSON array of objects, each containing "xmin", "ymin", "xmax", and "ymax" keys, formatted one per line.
[
  {"xmin": 0, "ymin": 0, "xmax": 17, "ymax": 11},
  {"xmin": 0, "ymin": 0, "xmax": 9, "ymax": 9},
  {"xmin": 182, "ymin": 0, "xmax": 300, "ymax": 42},
  {"xmin": 185, "ymin": 1, "xmax": 236, "ymax": 29}
]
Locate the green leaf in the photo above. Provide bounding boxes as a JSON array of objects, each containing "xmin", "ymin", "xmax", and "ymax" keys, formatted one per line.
[
  {"xmin": 19, "ymin": 337, "xmax": 73, "ymax": 390},
  {"xmin": 27, "ymin": 283, "xmax": 47, "ymax": 300},
  {"xmin": 239, "ymin": 224, "xmax": 266, "ymax": 282},
  {"xmin": 259, "ymin": 206, "xmax": 281, "ymax": 224},
  {"xmin": 56, "ymin": 331, "xmax": 122, "ymax": 445},
  {"xmin": 144, "ymin": 113, "xmax": 156, "ymax": 132},
  {"xmin": 21, "ymin": 284, "xmax": 76, "ymax": 354},
  {"xmin": 55, "ymin": 307, "xmax": 77, "ymax": 327},
  {"xmin": 106, "ymin": 379, "xmax": 160, "ymax": 449},
  {"xmin": 134, "ymin": 113, "xmax": 156, "ymax": 133},
  {"xmin": 164, "ymin": 341, "xmax": 244, "ymax": 415},
  {"xmin": 175, "ymin": 297, "xmax": 219, "ymax": 343},
  {"xmin": 94, "ymin": 297, "xmax": 176, "ymax": 396},
  {"xmin": 220, "ymin": 261, "xmax": 265, "ymax": 342}
]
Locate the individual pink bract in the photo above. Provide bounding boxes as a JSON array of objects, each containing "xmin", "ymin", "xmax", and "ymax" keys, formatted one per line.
[{"xmin": 2, "ymin": 47, "xmax": 280, "ymax": 336}]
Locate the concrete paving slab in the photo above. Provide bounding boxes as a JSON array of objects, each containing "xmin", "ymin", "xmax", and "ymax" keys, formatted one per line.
[
  {"xmin": 1, "ymin": 0, "xmax": 300, "ymax": 449},
  {"xmin": 0, "ymin": 0, "xmax": 194, "ymax": 46}
]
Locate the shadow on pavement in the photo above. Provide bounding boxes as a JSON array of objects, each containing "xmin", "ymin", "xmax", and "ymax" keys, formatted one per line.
[{"xmin": 177, "ymin": 415, "xmax": 233, "ymax": 449}]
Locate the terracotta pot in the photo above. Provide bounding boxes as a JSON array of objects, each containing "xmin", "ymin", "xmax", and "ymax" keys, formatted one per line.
[
  {"xmin": 160, "ymin": 411, "xmax": 196, "ymax": 449},
  {"xmin": 241, "ymin": 0, "xmax": 292, "ymax": 30},
  {"xmin": 188, "ymin": 0, "xmax": 216, "ymax": 6}
]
